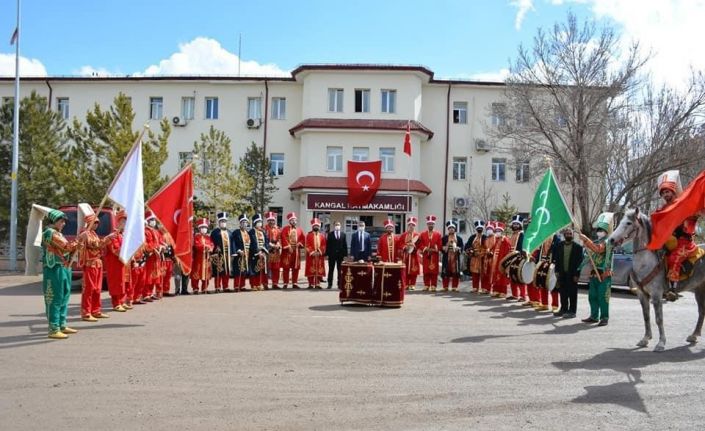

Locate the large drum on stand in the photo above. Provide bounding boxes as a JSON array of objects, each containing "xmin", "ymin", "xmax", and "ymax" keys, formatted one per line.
[
  {"xmin": 372, "ymin": 262, "xmax": 405, "ymax": 307},
  {"xmin": 339, "ymin": 262, "xmax": 375, "ymax": 305}
]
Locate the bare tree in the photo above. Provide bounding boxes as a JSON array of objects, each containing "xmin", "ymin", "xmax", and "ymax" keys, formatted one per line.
[
  {"xmin": 488, "ymin": 12, "xmax": 646, "ymax": 232},
  {"xmin": 468, "ymin": 177, "xmax": 497, "ymax": 222}
]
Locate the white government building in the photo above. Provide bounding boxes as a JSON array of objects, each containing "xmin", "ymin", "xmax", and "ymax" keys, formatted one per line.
[{"xmin": 1, "ymin": 64, "xmax": 538, "ymax": 237}]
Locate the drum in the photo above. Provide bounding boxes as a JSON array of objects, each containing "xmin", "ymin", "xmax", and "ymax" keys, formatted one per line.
[
  {"xmin": 499, "ymin": 251, "xmax": 520, "ymax": 276},
  {"xmin": 533, "ymin": 260, "xmax": 557, "ymax": 291},
  {"xmin": 339, "ymin": 262, "xmax": 375, "ymax": 305},
  {"xmin": 373, "ymin": 262, "xmax": 405, "ymax": 307},
  {"xmin": 507, "ymin": 256, "xmax": 535, "ymax": 285}
]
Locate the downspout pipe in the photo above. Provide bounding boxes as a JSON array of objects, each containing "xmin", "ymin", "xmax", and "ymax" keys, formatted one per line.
[
  {"xmin": 442, "ymin": 83, "xmax": 451, "ymax": 228},
  {"xmin": 45, "ymin": 79, "xmax": 53, "ymax": 112}
]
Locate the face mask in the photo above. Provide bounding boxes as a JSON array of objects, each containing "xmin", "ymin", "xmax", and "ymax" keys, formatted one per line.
[
  {"xmin": 241, "ymin": 223, "xmax": 248, "ymax": 229},
  {"xmin": 148, "ymin": 220, "xmax": 156, "ymax": 227},
  {"xmin": 334, "ymin": 225, "xmax": 341, "ymax": 232},
  {"xmin": 495, "ymin": 231, "xmax": 502, "ymax": 237},
  {"xmin": 199, "ymin": 227, "xmax": 208, "ymax": 234},
  {"xmin": 597, "ymin": 231, "xmax": 607, "ymax": 239},
  {"xmin": 219, "ymin": 221, "xmax": 227, "ymax": 229},
  {"xmin": 255, "ymin": 221, "xmax": 262, "ymax": 228},
  {"xmin": 486, "ymin": 229, "xmax": 494, "ymax": 236},
  {"xmin": 290, "ymin": 221, "xmax": 296, "ymax": 227}
]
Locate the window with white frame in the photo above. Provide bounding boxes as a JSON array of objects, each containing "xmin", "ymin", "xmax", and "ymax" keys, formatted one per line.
[
  {"xmin": 491, "ymin": 102, "xmax": 506, "ymax": 127},
  {"xmin": 247, "ymin": 97, "xmax": 262, "ymax": 120},
  {"xmin": 354, "ymin": 89, "xmax": 370, "ymax": 113},
  {"xmin": 352, "ymin": 147, "xmax": 369, "ymax": 161},
  {"xmin": 327, "ymin": 146, "xmax": 343, "ymax": 171},
  {"xmin": 452, "ymin": 157, "xmax": 467, "ymax": 180},
  {"xmin": 57, "ymin": 97, "xmax": 70, "ymax": 120},
  {"xmin": 271, "ymin": 97, "xmax": 286, "ymax": 120},
  {"xmin": 270, "ymin": 153, "xmax": 284, "ymax": 176},
  {"xmin": 181, "ymin": 97, "xmax": 195, "ymax": 120},
  {"xmin": 453, "ymin": 102, "xmax": 467, "ymax": 124},
  {"xmin": 205, "ymin": 97, "xmax": 219, "ymax": 119},
  {"xmin": 452, "ymin": 218, "xmax": 468, "ymax": 234},
  {"xmin": 328, "ymin": 88, "xmax": 344, "ymax": 112},
  {"xmin": 381, "ymin": 89, "xmax": 396, "ymax": 113},
  {"xmin": 149, "ymin": 97, "xmax": 163, "ymax": 120},
  {"xmin": 178, "ymin": 151, "xmax": 193, "ymax": 169},
  {"xmin": 491, "ymin": 158, "xmax": 506, "ymax": 181},
  {"xmin": 516, "ymin": 160, "xmax": 530, "ymax": 183},
  {"xmin": 380, "ymin": 147, "xmax": 395, "ymax": 172}
]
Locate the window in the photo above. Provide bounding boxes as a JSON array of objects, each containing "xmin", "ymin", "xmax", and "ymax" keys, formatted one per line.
[
  {"xmin": 181, "ymin": 97, "xmax": 195, "ymax": 120},
  {"xmin": 178, "ymin": 151, "xmax": 193, "ymax": 169},
  {"xmin": 271, "ymin": 97, "xmax": 286, "ymax": 120},
  {"xmin": 354, "ymin": 89, "xmax": 370, "ymax": 113},
  {"xmin": 328, "ymin": 88, "xmax": 343, "ymax": 112},
  {"xmin": 327, "ymin": 146, "xmax": 343, "ymax": 171},
  {"xmin": 453, "ymin": 102, "xmax": 467, "ymax": 124},
  {"xmin": 247, "ymin": 97, "xmax": 262, "ymax": 120},
  {"xmin": 380, "ymin": 147, "xmax": 395, "ymax": 172},
  {"xmin": 515, "ymin": 113, "xmax": 527, "ymax": 128},
  {"xmin": 57, "ymin": 97, "xmax": 70, "ymax": 120},
  {"xmin": 516, "ymin": 160, "xmax": 530, "ymax": 183},
  {"xmin": 381, "ymin": 89, "xmax": 396, "ymax": 113},
  {"xmin": 452, "ymin": 157, "xmax": 467, "ymax": 180},
  {"xmin": 149, "ymin": 97, "xmax": 163, "ymax": 120},
  {"xmin": 270, "ymin": 153, "xmax": 284, "ymax": 176},
  {"xmin": 556, "ymin": 112, "xmax": 568, "ymax": 128},
  {"xmin": 491, "ymin": 158, "xmax": 506, "ymax": 182},
  {"xmin": 205, "ymin": 97, "xmax": 219, "ymax": 119},
  {"xmin": 352, "ymin": 147, "xmax": 369, "ymax": 161},
  {"xmin": 2, "ymin": 96, "xmax": 14, "ymax": 106},
  {"xmin": 452, "ymin": 218, "xmax": 468, "ymax": 234},
  {"xmin": 491, "ymin": 102, "xmax": 506, "ymax": 127}
]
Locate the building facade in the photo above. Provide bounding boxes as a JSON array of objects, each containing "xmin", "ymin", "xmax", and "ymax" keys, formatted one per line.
[{"xmin": 0, "ymin": 64, "xmax": 538, "ymax": 238}]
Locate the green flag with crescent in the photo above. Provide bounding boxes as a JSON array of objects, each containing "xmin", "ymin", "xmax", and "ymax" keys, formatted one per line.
[{"xmin": 523, "ymin": 168, "xmax": 573, "ymax": 253}]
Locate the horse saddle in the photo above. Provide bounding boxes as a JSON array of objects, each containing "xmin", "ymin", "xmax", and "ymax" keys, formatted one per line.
[{"xmin": 678, "ymin": 246, "xmax": 705, "ymax": 281}]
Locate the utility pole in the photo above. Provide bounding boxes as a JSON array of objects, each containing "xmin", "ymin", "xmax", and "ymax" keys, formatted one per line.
[{"xmin": 9, "ymin": 0, "xmax": 21, "ymax": 271}]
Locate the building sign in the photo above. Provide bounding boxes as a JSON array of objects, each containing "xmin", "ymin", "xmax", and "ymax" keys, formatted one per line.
[{"xmin": 307, "ymin": 194, "xmax": 411, "ymax": 212}]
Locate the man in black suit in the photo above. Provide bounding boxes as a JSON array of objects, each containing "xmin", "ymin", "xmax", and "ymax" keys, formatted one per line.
[
  {"xmin": 552, "ymin": 228, "xmax": 584, "ymax": 318},
  {"xmin": 326, "ymin": 221, "xmax": 347, "ymax": 289},
  {"xmin": 350, "ymin": 221, "xmax": 372, "ymax": 262}
]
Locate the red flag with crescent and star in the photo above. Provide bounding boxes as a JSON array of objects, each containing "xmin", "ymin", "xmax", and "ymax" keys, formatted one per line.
[
  {"xmin": 347, "ymin": 160, "xmax": 382, "ymax": 206},
  {"xmin": 146, "ymin": 164, "xmax": 194, "ymax": 275},
  {"xmin": 403, "ymin": 121, "xmax": 412, "ymax": 156}
]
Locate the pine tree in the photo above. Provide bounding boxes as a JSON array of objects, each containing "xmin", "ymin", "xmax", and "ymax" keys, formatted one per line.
[
  {"xmin": 240, "ymin": 141, "xmax": 278, "ymax": 214},
  {"xmin": 493, "ymin": 193, "xmax": 518, "ymax": 224},
  {"xmin": 193, "ymin": 126, "xmax": 252, "ymax": 217},
  {"xmin": 0, "ymin": 91, "xmax": 67, "ymax": 240},
  {"xmin": 61, "ymin": 92, "xmax": 170, "ymax": 203}
]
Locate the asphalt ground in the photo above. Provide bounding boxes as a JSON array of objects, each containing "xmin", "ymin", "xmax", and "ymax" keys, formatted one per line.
[{"xmin": 1, "ymin": 274, "xmax": 704, "ymax": 431}]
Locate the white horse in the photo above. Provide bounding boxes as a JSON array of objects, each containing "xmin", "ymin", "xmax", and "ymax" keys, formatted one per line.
[{"xmin": 609, "ymin": 208, "xmax": 705, "ymax": 352}]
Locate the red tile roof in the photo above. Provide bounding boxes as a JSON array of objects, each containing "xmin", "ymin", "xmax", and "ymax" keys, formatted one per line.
[
  {"xmin": 289, "ymin": 176, "xmax": 432, "ymax": 195},
  {"xmin": 288, "ymin": 118, "xmax": 434, "ymax": 138}
]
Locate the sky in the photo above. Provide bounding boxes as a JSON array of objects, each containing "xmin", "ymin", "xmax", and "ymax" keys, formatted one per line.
[{"xmin": 0, "ymin": 0, "xmax": 704, "ymax": 84}]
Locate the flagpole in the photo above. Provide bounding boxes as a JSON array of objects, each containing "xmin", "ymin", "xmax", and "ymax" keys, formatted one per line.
[
  {"xmin": 406, "ymin": 120, "xmax": 411, "ymax": 217},
  {"xmin": 9, "ymin": 0, "xmax": 21, "ymax": 271}
]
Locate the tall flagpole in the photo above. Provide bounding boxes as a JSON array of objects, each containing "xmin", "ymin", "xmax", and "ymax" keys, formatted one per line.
[
  {"xmin": 9, "ymin": 0, "xmax": 21, "ymax": 271},
  {"xmin": 406, "ymin": 121, "xmax": 411, "ymax": 217}
]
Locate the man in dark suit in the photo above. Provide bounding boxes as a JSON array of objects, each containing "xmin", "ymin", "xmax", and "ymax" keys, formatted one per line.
[
  {"xmin": 553, "ymin": 228, "xmax": 584, "ymax": 318},
  {"xmin": 326, "ymin": 221, "xmax": 347, "ymax": 289},
  {"xmin": 350, "ymin": 221, "xmax": 372, "ymax": 262}
]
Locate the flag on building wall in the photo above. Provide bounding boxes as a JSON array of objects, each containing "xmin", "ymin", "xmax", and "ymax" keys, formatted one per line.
[
  {"xmin": 147, "ymin": 164, "xmax": 194, "ymax": 275},
  {"xmin": 107, "ymin": 136, "xmax": 145, "ymax": 264},
  {"xmin": 347, "ymin": 160, "xmax": 382, "ymax": 206},
  {"xmin": 523, "ymin": 168, "xmax": 573, "ymax": 253},
  {"xmin": 403, "ymin": 121, "xmax": 412, "ymax": 156}
]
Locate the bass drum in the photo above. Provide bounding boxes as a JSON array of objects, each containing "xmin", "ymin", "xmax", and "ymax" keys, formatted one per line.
[
  {"xmin": 499, "ymin": 251, "xmax": 520, "ymax": 276},
  {"xmin": 533, "ymin": 260, "xmax": 557, "ymax": 291},
  {"xmin": 520, "ymin": 259, "xmax": 536, "ymax": 285},
  {"xmin": 507, "ymin": 256, "xmax": 536, "ymax": 285}
]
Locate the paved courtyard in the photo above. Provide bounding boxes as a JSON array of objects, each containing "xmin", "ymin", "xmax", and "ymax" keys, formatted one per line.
[{"xmin": 1, "ymin": 274, "xmax": 705, "ymax": 430}]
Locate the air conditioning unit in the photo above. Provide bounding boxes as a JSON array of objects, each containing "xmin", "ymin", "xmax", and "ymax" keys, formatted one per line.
[
  {"xmin": 172, "ymin": 116, "xmax": 187, "ymax": 127},
  {"xmin": 246, "ymin": 118, "xmax": 262, "ymax": 129},
  {"xmin": 475, "ymin": 139, "xmax": 490, "ymax": 152},
  {"xmin": 454, "ymin": 197, "xmax": 471, "ymax": 208}
]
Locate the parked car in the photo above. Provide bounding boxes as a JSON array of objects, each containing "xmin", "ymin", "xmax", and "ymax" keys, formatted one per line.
[{"xmin": 58, "ymin": 205, "xmax": 116, "ymax": 289}]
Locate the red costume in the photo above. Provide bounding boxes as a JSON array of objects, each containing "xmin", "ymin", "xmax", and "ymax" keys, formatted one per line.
[
  {"xmin": 77, "ymin": 214, "xmax": 106, "ymax": 319},
  {"xmin": 280, "ymin": 212, "xmax": 305, "ymax": 288},
  {"xmin": 378, "ymin": 230, "xmax": 400, "ymax": 263},
  {"xmin": 305, "ymin": 219, "xmax": 327, "ymax": 288},
  {"xmin": 104, "ymin": 225, "xmax": 130, "ymax": 309},
  {"xmin": 536, "ymin": 237, "xmax": 559, "ymax": 310},
  {"xmin": 490, "ymin": 223, "xmax": 512, "ymax": 297},
  {"xmin": 192, "ymin": 219, "xmax": 214, "ymax": 293},
  {"xmin": 399, "ymin": 218, "xmax": 420, "ymax": 290},
  {"xmin": 465, "ymin": 221, "xmax": 488, "ymax": 293},
  {"xmin": 507, "ymin": 216, "xmax": 526, "ymax": 300},
  {"xmin": 482, "ymin": 226, "xmax": 496, "ymax": 294},
  {"xmin": 130, "ymin": 248, "xmax": 146, "ymax": 303},
  {"xmin": 418, "ymin": 215, "xmax": 442, "ymax": 291},
  {"xmin": 143, "ymin": 214, "xmax": 162, "ymax": 300},
  {"xmin": 265, "ymin": 212, "xmax": 282, "ymax": 288}
]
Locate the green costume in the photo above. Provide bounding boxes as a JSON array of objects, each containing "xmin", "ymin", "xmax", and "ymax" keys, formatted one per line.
[
  {"xmin": 585, "ymin": 213, "xmax": 614, "ymax": 321},
  {"xmin": 41, "ymin": 210, "xmax": 73, "ymax": 333}
]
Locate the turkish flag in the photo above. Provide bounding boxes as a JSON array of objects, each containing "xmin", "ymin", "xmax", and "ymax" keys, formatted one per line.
[
  {"xmin": 347, "ymin": 160, "xmax": 382, "ymax": 206},
  {"xmin": 403, "ymin": 121, "xmax": 412, "ymax": 156},
  {"xmin": 147, "ymin": 165, "xmax": 194, "ymax": 274},
  {"xmin": 648, "ymin": 169, "xmax": 705, "ymax": 250}
]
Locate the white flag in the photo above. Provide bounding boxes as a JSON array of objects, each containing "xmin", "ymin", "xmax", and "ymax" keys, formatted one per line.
[
  {"xmin": 24, "ymin": 204, "xmax": 54, "ymax": 276},
  {"xmin": 107, "ymin": 138, "xmax": 145, "ymax": 263}
]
